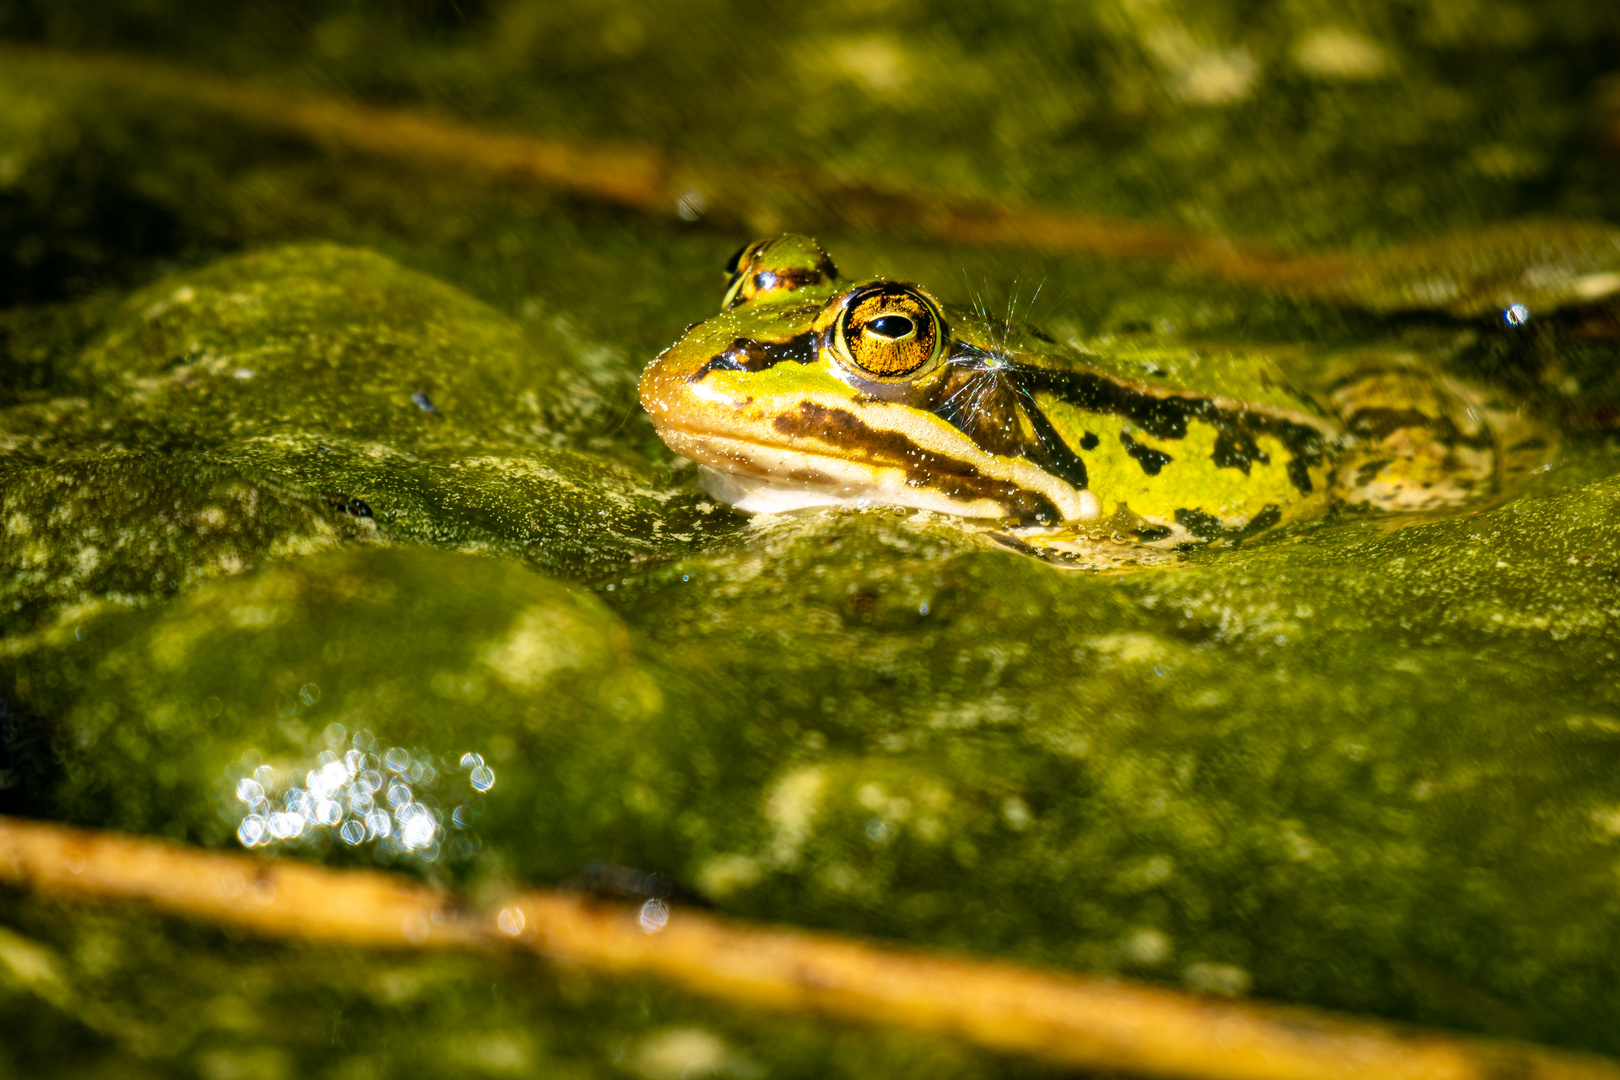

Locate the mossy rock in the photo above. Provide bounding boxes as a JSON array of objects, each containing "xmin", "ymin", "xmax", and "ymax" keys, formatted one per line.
[
  {"xmin": 0, "ymin": 243, "xmax": 730, "ymax": 637},
  {"xmin": 10, "ymin": 454, "xmax": 1620, "ymax": 1049}
]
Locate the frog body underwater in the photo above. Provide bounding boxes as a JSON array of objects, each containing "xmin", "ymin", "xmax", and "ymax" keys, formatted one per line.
[{"xmin": 640, "ymin": 236, "xmax": 1550, "ymax": 555}]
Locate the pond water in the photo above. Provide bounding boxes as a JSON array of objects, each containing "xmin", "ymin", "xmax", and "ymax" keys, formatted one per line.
[{"xmin": 2, "ymin": 2, "xmax": 1619, "ymax": 1077}]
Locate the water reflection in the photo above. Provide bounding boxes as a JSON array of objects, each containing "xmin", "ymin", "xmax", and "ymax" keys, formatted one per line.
[{"xmin": 226, "ymin": 725, "xmax": 495, "ymax": 863}]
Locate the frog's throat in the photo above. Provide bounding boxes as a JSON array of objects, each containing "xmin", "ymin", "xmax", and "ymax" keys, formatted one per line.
[{"xmin": 653, "ymin": 417, "xmax": 1101, "ymax": 524}]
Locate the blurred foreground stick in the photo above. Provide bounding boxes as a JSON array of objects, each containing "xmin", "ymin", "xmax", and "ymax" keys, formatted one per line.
[{"xmin": 1, "ymin": 815, "xmax": 1617, "ymax": 1080}]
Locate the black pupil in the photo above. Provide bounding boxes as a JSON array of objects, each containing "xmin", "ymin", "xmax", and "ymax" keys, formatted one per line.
[{"xmin": 868, "ymin": 314, "xmax": 915, "ymax": 340}]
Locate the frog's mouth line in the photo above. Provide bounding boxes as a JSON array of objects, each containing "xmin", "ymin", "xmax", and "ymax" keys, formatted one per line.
[{"xmin": 653, "ymin": 417, "xmax": 1100, "ymax": 524}]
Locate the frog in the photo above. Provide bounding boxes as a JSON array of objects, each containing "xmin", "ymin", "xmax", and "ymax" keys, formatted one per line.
[{"xmin": 640, "ymin": 235, "xmax": 1553, "ymax": 560}]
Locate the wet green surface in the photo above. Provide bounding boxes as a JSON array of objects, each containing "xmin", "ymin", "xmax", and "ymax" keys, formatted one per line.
[{"xmin": 3, "ymin": 2, "xmax": 1620, "ymax": 1077}]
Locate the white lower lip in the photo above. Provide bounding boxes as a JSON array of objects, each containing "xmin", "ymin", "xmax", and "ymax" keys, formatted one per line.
[{"xmin": 652, "ymin": 422, "xmax": 1099, "ymax": 522}]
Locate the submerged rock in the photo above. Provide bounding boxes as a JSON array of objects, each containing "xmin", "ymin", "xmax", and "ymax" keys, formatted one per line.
[
  {"xmin": 9, "ymin": 447, "xmax": 1620, "ymax": 1049},
  {"xmin": 0, "ymin": 243, "xmax": 727, "ymax": 638}
]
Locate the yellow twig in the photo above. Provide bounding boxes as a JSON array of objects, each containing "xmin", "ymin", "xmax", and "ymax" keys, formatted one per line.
[{"xmin": 0, "ymin": 815, "xmax": 1615, "ymax": 1080}]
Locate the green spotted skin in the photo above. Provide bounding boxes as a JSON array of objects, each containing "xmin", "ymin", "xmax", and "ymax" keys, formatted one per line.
[{"xmin": 640, "ymin": 236, "xmax": 1549, "ymax": 545}]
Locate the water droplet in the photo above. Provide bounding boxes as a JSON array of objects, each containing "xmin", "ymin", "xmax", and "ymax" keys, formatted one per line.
[
  {"xmin": 366, "ymin": 809, "xmax": 392, "ymax": 839},
  {"xmin": 237, "ymin": 815, "xmax": 268, "ymax": 846},
  {"xmin": 638, "ymin": 899, "xmax": 670, "ymax": 933},
  {"xmin": 676, "ymin": 191, "xmax": 706, "ymax": 221}
]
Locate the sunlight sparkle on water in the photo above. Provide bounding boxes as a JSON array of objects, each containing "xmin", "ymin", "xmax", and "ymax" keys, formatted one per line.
[{"xmin": 228, "ymin": 727, "xmax": 496, "ymax": 864}]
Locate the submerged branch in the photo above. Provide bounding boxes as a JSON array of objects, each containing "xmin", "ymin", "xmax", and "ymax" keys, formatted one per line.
[
  {"xmin": 1, "ymin": 815, "xmax": 1615, "ymax": 1080},
  {"xmin": 5, "ymin": 44, "xmax": 1351, "ymax": 292},
  {"xmin": 14, "ymin": 44, "xmax": 1618, "ymax": 316}
]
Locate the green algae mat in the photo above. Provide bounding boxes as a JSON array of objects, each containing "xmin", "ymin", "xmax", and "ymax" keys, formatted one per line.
[{"xmin": 3, "ymin": 1, "xmax": 1620, "ymax": 1077}]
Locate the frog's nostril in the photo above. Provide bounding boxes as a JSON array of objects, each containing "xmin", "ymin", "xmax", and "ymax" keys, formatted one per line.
[{"xmin": 868, "ymin": 315, "xmax": 916, "ymax": 340}]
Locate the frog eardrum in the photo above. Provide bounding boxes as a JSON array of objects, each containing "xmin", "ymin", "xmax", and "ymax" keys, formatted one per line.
[{"xmin": 824, "ymin": 282, "xmax": 947, "ymax": 381}]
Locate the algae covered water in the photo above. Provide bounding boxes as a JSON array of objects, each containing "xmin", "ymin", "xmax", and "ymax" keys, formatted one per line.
[{"xmin": 2, "ymin": 2, "xmax": 1620, "ymax": 1076}]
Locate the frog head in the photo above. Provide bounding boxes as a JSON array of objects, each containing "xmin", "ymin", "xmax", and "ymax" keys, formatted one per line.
[{"xmin": 640, "ymin": 235, "xmax": 1099, "ymax": 523}]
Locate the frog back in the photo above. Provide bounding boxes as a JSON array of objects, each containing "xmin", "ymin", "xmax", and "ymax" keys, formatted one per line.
[{"xmin": 944, "ymin": 317, "xmax": 1339, "ymax": 540}]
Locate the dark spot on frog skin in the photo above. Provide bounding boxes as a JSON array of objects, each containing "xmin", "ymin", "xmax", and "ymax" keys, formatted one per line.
[
  {"xmin": 324, "ymin": 493, "xmax": 373, "ymax": 518},
  {"xmin": 1174, "ymin": 504, "xmax": 1281, "ymax": 542},
  {"xmin": 1287, "ymin": 458, "xmax": 1314, "ymax": 494},
  {"xmin": 1243, "ymin": 505, "xmax": 1284, "ymax": 536},
  {"xmin": 1175, "ymin": 508, "xmax": 1223, "ymax": 540},
  {"xmin": 1120, "ymin": 432, "xmax": 1173, "ymax": 475},
  {"xmin": 1080, "ymin": 432, "xmax": 1099, "ymax": 450},
  {"xmin": 1354, "ymin": 458, "xmax": 1394, "ymax": 485},
  {"xmin": 1212, "ymin": 429, "xmax": 1270, "ymax": 474},
  {"xmin": 1346, "ymin": 407, "xmax": 1442, "ymax": 439},
  {"xmin": 772, "ymin": 401, "xmax": 1063, "ymax": 523},
  {"xmin": 691, "ymin": 332, "xmax": 816, "ymax": 379},
  {"xmin": 1017, "ymin": 395, "xmax": 1090, "ymax": 491},
  {"xmin": 1002, "ymin": 361, "xmax": 1325, "ymax": 493}
]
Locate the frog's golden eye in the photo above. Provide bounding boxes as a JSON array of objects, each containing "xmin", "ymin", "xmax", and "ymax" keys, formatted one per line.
[{"xmin": 830, "ymin": 283, "xmax": 946, "ymax": 381}]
